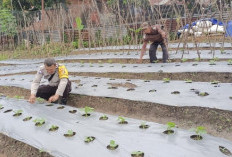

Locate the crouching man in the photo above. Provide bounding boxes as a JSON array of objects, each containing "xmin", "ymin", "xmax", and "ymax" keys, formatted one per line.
[{"xmin": 28, "ymin": 58, "xmax": 71, "ymax": 105}]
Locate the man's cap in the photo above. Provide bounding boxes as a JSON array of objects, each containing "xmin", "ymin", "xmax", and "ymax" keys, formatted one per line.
[{"xmin": 141, "ymin": 22, "xmax": 150, "ymax": 30}]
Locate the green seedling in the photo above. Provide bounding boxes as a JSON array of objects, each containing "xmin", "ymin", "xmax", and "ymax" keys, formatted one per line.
[
  {"xmin": 118, "ymin": 116, "xmax": 128, "ymax": 124},
  {"xmin": 163, "ymin": 78, "xmax": 170, "ymax": 83},
  {"xmin": 107, "ymin": 140, "xmax": 118, "ymax": 150},
  {"xmin": 13, "ymin": 110, "xmax": 23, "ymax": 116},
  {"xmin": 13, "ymin": 95, "xmax": 24, "ymax": 99},
  {"xmin": 227, "ymin": 59, "xmax": 232, "ymax": 65},
  {"xmin": 195, "ymin": 58, "xmax": 200, "ymax": 62},
  {"xmin": 64, "ymin": 130, "xmax": 76, "ymax": 137},
  {"xmin": 49, "ymin": 125, "xmax": 59, "ymax": 131},
  {"xmin": 209, "ymin": 60, "xmax": 216, "ymax": 65},
  {"xmin": 99, "ymin": 115, "xmax": 108, "ymax": 120},
  {"xmin": 181, "ymin": 58, "xmax": 188, "ymax": 62},
  {"xmin": 211, "ymin": 80, "xmax": 220, "ymax": 84},
  {"xmin": 139, "ymin": 122, "xmax": 149, "ymax": 129},
  {"xmin": 33, "ymin": 118, "xmax": 45, "ymax": 126},
  {"xmin": 80, "ymin": 106, "xmax": 94, "ymax": 117},
  {"xmin": 89, "ymin": 63, "xmax": 94, "ymax": 67},
  {"xmin": 191, "ymin": 126, "xmax": 207, "ymax": 140},
  {"xmin": 219, "ymin": 146, "xmax": 232, "ymax": 156},
  {"xmin": 0, "ymin": 104, "xmax": 3, "ymax": 109},
  {"xmin": 131, "ymin": 151, "xmax": 144, "ymax": 157},
  {"xmin": 199, "ymin": 92, "xmax": 209, "ymax": 96},
  {"xmin": 36, "ymin": 97, "xmax": 46, "ymax": 104},
  {"xmin": 167, "ymin": 122, "xmax": 176, "ymax": 130},
  {"xmin": 220, "ymin": 48, "xmax": 225, "ymax": 54},
  {"xmin": 184, "ymin": 79, "xmax": 192, "ymax": 83},
  {"xmin": 84, "ymin": 136, "xmax": 95, "ymax": 143}
]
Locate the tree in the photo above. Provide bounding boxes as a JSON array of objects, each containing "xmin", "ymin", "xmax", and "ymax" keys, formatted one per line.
[{"xmin": 0, "ymin": 9, "xmax": 17, "ymax": 36}]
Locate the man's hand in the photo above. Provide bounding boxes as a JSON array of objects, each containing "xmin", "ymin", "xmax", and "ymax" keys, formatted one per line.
[
  {"xmin": 28, "ymin": 94, "xmax": 36, "ymax": 104},
  {"xmin": 48, "ymin": 94, "xmax": 59, "ymax": 103},
  {"xmin": 137, "ymin": 59, "xmax": 143, "ymax": 64}
]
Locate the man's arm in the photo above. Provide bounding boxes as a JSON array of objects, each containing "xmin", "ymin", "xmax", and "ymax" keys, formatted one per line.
[
  {"xmin": 48, "ymin": 78, "xmax": 68, "ymax": 102},
  {"xmin": 139, "ymin": 41, "xmax": 148, "ymax": 63},
  {"xmin": 29, "ymin": 69, "xmax": 43, "ymax": 103}
]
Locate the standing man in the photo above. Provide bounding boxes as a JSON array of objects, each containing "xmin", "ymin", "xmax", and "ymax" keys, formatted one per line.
[
  {"xmin": 139, "ymin": 22, "xmax": 168, "ymax": 63},
  {"xmin": 28, "ymin": 58, "xmax": 71, "ymax": 105}
]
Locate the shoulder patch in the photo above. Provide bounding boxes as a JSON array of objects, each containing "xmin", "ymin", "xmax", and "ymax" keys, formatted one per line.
[{"xmin": 58, "ymin": 65, "xmax": 69, "ymax": 79}]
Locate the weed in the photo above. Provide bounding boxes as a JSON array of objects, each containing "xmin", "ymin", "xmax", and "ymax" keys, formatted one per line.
[
  {"xmin": 13, "ymin": 95, "xmax": 24, "ymax": 99},
  {"xmin": 195, "ymin": 58, "xmax": 200, "ymax": 62}
]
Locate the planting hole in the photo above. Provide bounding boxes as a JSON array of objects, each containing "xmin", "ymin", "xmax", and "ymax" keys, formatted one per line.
[
  {"xmin": 163, "ymin": 130, "xmax": 174, "ymax": 135},
  {"xmin": 69, "ymin": 110, "xmax": 77, "ymax": 114},
  {"xmin": 190, "ymin": 135, "xmax": 203, "ymax": 140},
  {"xmin": 57, "ymin": 106, "xmax": 65, "ymax": 109},
  {"xmin": 92, "ymin": 85, "xmax": 98, "ymax": 87},
  {"xmin": 171, "ymin": 91, "xmax": 180, "ymax": 94},
  {"xmin": 23, "ymin": 116, "xmax": 32, "ymax": 121},
  {"xmin": 219, "ymin": 146, "xmax": 232, "ymax": 156},
  {"xmin": 149, "ymin": 89, "xmax": 156, "ymax": 93},
  {"xmin": 4, "ymin": 109, "xmax": 12, "ymax": 113},
  {"xmin": 127, "ymin": 88, "xmax": 135, "ymax": 91},
  {"xmin": 46, "ymin": 104, "xmax": 54, "ymax": 107}
]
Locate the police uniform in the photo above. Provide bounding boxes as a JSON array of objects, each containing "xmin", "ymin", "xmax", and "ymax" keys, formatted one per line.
[{"xmin": 31, "ymin": 64, "xmax": 71, "ymax": 104}]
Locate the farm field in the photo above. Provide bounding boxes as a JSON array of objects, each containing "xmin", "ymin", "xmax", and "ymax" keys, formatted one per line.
[{"xmin": 0, "ymin": 42, "xmax": 232, "ymax": 157}]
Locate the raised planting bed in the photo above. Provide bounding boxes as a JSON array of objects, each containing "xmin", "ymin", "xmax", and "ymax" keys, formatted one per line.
[{"xmin": 0, "ymin": 98, "xmax": 232, "ymax": 157}]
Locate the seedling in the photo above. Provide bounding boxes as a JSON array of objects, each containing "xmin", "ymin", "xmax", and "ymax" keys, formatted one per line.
[
  {"xmin": 99, "ymin": 115, "xmax": 108, "ymax": 120},
  {"xmin": 227, "ymin": 59, "xmax": 232, "ymax": 65},
  {"xmin": 118, "ymin": 116, "xmax": 128, "ymax": 124},
  {"xmin": 163, "ymin": 122, "xmax": 176, "ymax": 134},
  {"xmin": 0, "ymin": 104, "xmax": 3, "ymax": 110},
  {"xmin": 211, "ymin": 80, "xmax": 220, "ymax": 84},
  {"xmin": 199, "ymin": 92, "xmax": 209, "ymax": 96},
  {"xmin": 131, "ymin": 151, "xmax": 144, "ymax": 157},
  {"xmin": 23, "ymin": 116, "xmax": 32, "ymax": 121},
  {"xmin": 139, "ymin": 122, "xmax": 150, "ymax": 129},
  {"xmin": 89, "ymin": 63, "xmax": 94, "ymax": 67},
  {"xmin": 195, "ymin": 58, "xmax": 200, "ymax": 62},
  {"xmin": 13, "ymin": 110, "xmax": 23, "ymax": 117},
  {"xmin": 49, "ymin": 125, "xmax": 59, "ymax": 131},
  {"xmin": 209, "ymin": 60, "xmax": 216, "ymax": 65},
  {"xmin": 84, "ymin": 136, "xmax": 95, "ymax": 143},
  {"xmin": 64, "ymin": 130, "xmax": 76, "ymax": 137},
  {"xmin": 181, "ymin": 58, "xmax": 188, "ymax": 62},
  {"xmin": 121, "ymin": 65, "xmax": 126, "ymax": 68},
  {"xmin": 184, "ymin": 79, "xmax": 192, "ymax": 83},
  {"xmin": 80, "ymin": 106, "xmax": 94, "ymax": 117},
  {"xmin": 163, "ymin": 78, "xmax": 170, "ymax": 83},
  {"xmin": 36, "ymin": 97, "xmax": 46, "ymax": 104},
  {"xmin": 230, "ymin": 96, "xmax": 232, "ymax": 100},
  {"xmin": 220, "ymin": 48, "xmax": 225, "ymax": 54},
  {"xmin": 33, "ymin": 118, "xmax": 45, "ymax": 126},
  {"xmin": 107, "ymin": 140, "xmax": 118, "ymax": 150},
  {"xmin": 13, "ymin": 95, "xmax": 24, "ymax": 99},
  {"xmin": 190, "ymin": 126, "xmax": 207, "ymax": 140}
]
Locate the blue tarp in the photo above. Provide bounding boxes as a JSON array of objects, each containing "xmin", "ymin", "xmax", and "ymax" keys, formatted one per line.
[
  {"xmin": 180, "ymin": 18, "xmax": 224, "ymax": 30},
  {"xmin": 226, "ymin": 21, "xmax": 232, "ymax": 37}
]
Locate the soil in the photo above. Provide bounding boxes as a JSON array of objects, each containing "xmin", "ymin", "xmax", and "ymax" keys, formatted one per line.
[{"xmin": 0, "ymin": 133, "xmax": 52, "ymax": 157}]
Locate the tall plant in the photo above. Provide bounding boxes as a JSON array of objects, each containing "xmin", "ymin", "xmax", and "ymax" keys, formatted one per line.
[{"xmin": 75, "ymin": 17, "xmax": 84, "ymax": 48}]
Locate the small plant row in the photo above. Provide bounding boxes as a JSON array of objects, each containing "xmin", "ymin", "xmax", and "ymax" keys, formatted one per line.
[{"xmin": 0, "ymin": 103, "xmax": 231, "ymax": 156}]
